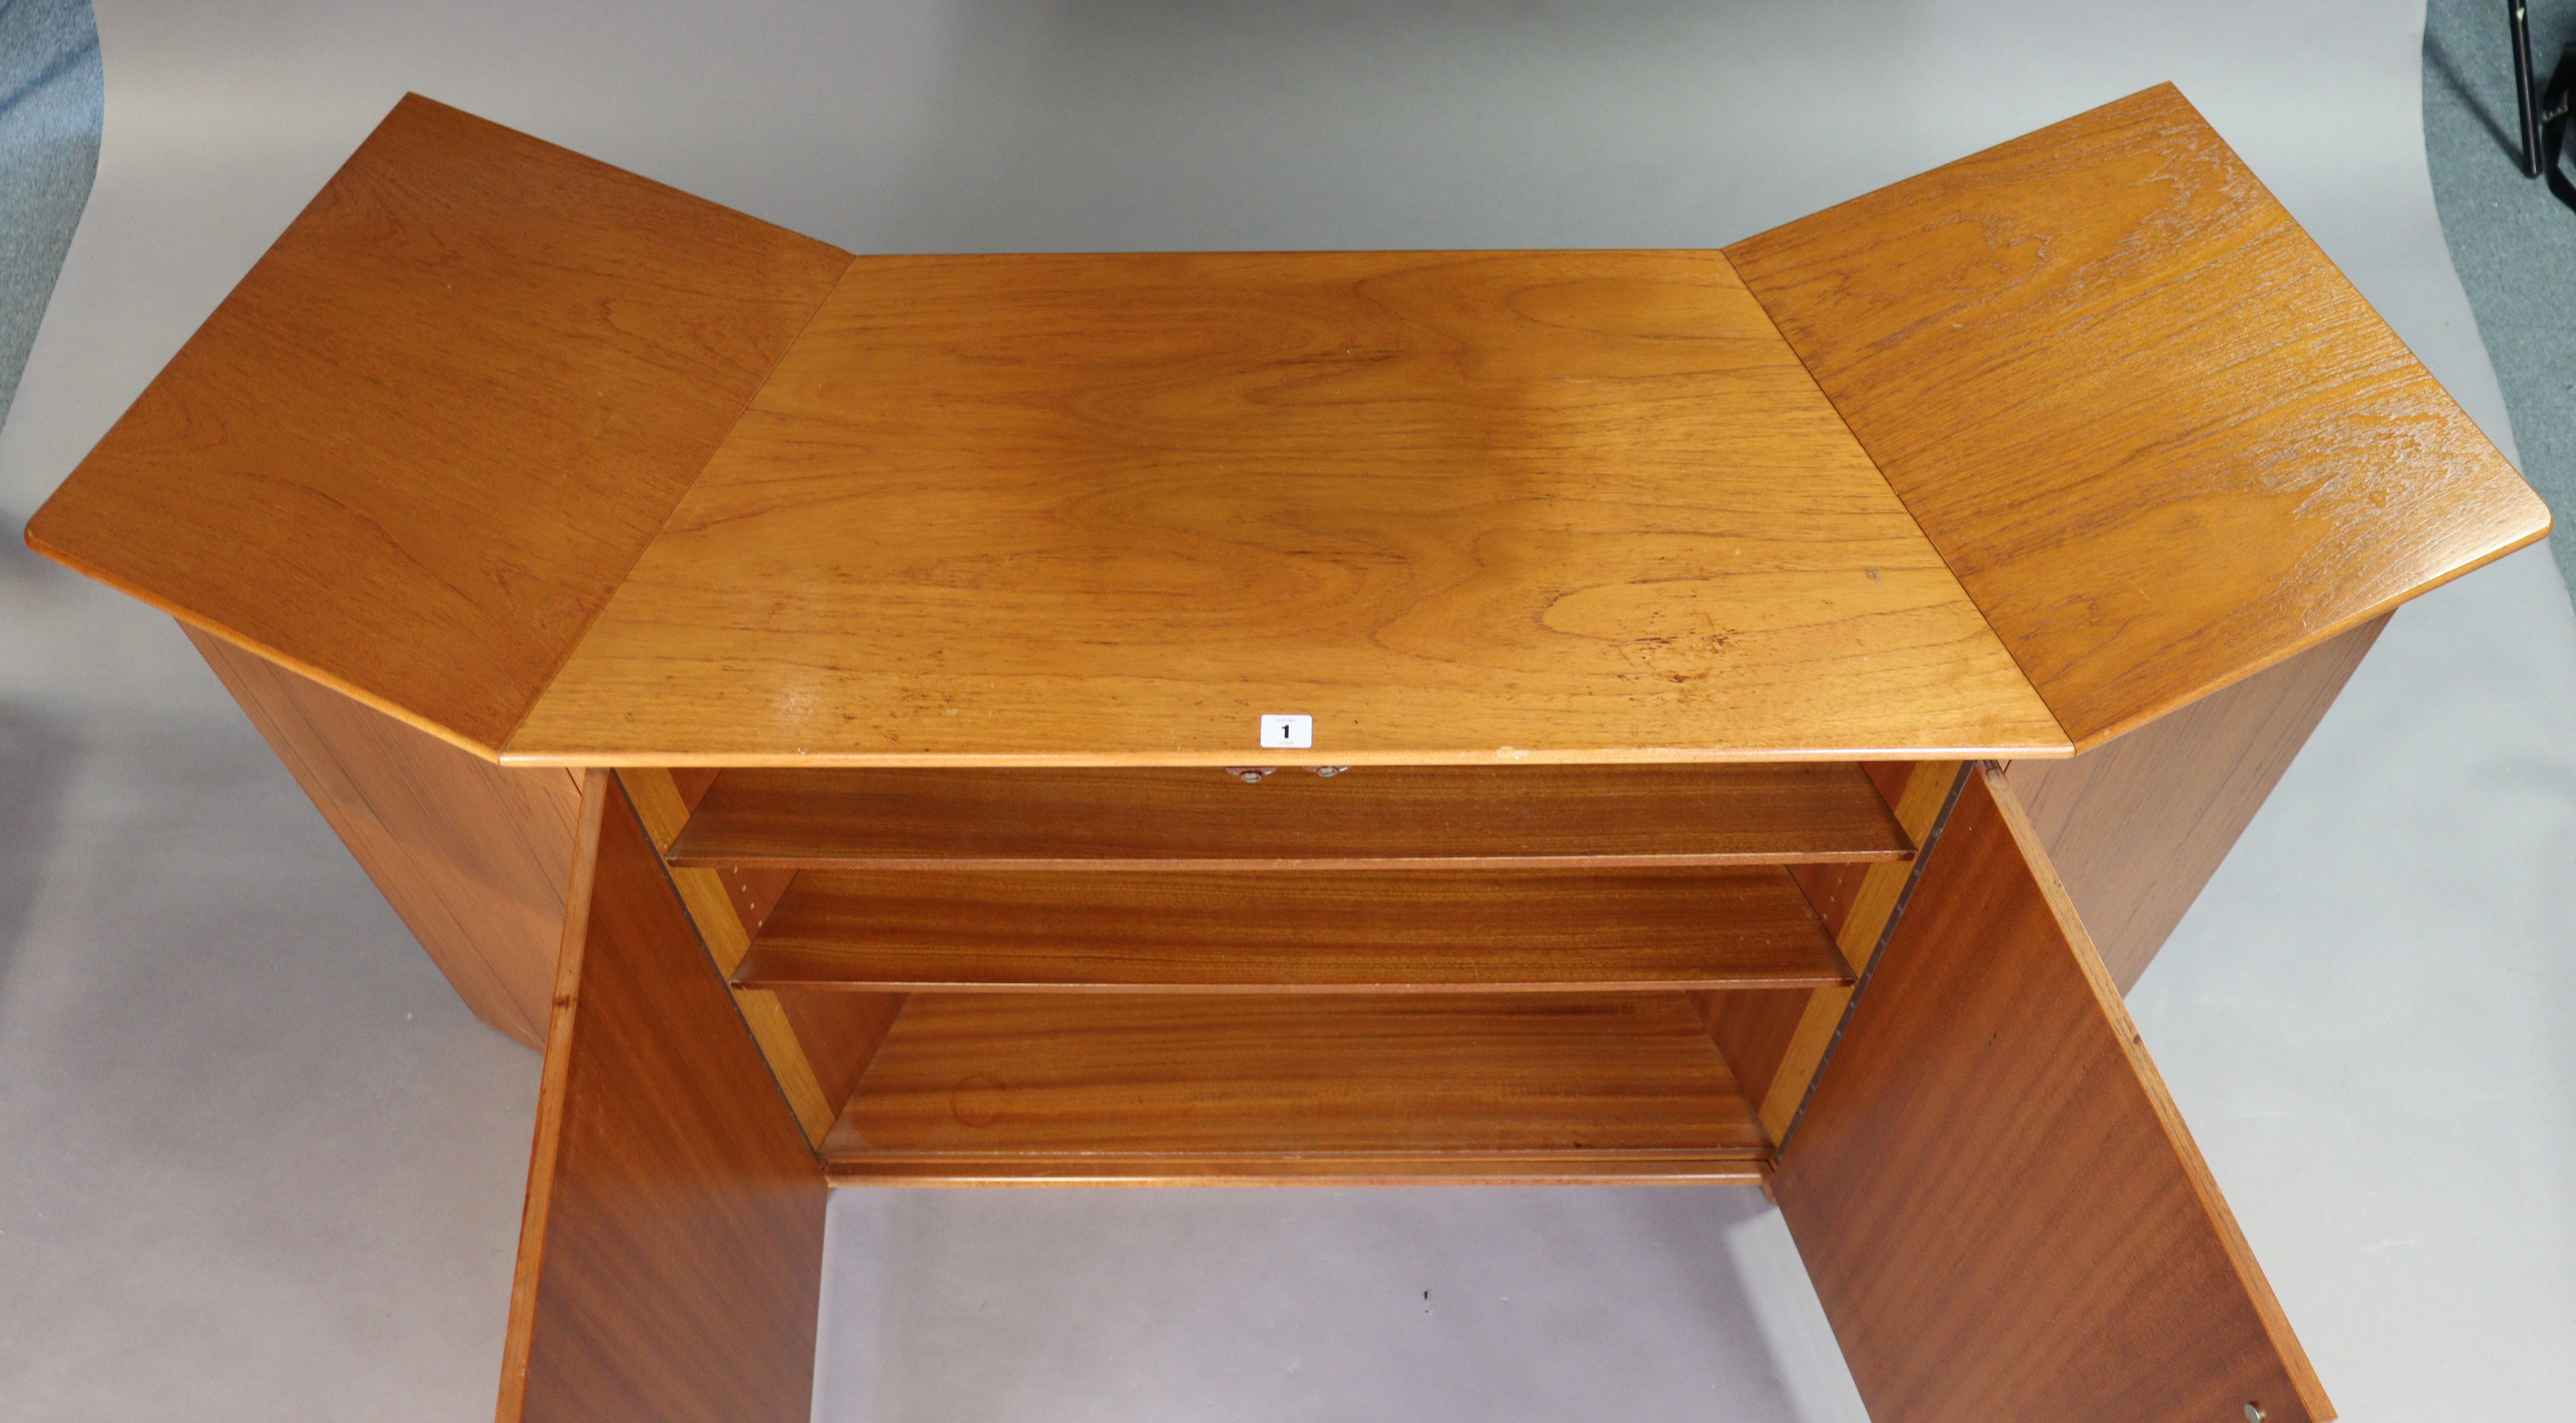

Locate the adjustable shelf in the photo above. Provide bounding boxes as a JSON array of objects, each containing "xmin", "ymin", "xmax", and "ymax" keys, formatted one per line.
[
  {"xmin": 699, "ymin": 763, "xmax": 1884, "ymax": 1180},
  {"xmin": 667, "ymin": 764, "xmax": 1914, "ymax": 871},
  {"xmin": 820, "ymin": 992, "xmax": 1769, "ymax": 1185},
  {"xmin": 736, "ymin": 866, "xmax": 1848, "ymax": 993}
]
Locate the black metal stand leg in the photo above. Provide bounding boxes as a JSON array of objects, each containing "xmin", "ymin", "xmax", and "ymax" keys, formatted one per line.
[
  {"xmin": 2543, "ymin": 44, "xmax": 2576, "ymax": 209},
  {"xmin": 2515, "ymin": 1, "xmax": 2547, "ymax": 177}
]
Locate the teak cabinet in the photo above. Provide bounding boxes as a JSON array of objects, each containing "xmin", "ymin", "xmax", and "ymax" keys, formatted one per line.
[{"xmin": 27, "ymin": 84, "xmax": 2551, "ymax": 1423}]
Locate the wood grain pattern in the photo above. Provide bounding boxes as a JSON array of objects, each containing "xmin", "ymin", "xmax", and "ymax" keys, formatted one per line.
[
  {"xmin": 736, "ymin": 867, "xmax": 1846, "ymax": 992},
  {"xmin": 25, "ymin": 94, "xmax": 850, "ymax": 756},
  {"xmin": 671, "ymin": 764, "xmax": 1911, "ymax": 869},
  {"xmin": 777, "ymin": 989, "xmax": 907, "ymax": 1116},
  {"xmin": 187, "ymin": 625, "xmax": 579, "ymax": 1047},
  {"xmin": 616, "ymin": 769, "xmax": 895, "ymax": 1145},
  {"xmin": 1728, "ymin": 83, "xmax": 2550, "ymax": 750},
  {"xmin": 823, "ymin": 992, "xmax": 1767, "ymax": 1184},
  {"xmin": 1696, "ymin": 987, "xmax": 1808, "ymax": 1115},
  {"xmin": 1702, "ymin": 760, "xmax": 1961, "ymax": 1143},
  {"xmin": 497, "ymin": 772, "xmax": 608, "ymax": 1423},
  {"xmin": 1784, "ymin": 859, "xmax": 1873, "ymax": 949},
  {"xmin": 825, "ymin": 1154, "xmax": 1770, "ymax": 1188},
  {"xmin": 621, "ymin": 766, "xmax": 720, "ymax": 857},
  {"xmin": 2008, "ymin": 613, "xmax": 2385, "ymax": 992},
  {"xmin": 1816, "ymin": 761, "xmax": 1947, "ymax": 978},
  {"xmin": 497, "ymin": 773, "xmax": 826, "ymax": 1423},
  {"xmin": 1705, "ymin": 861, "xmax": 1881, "ymax": 1115},
  {"xmin": 1702, "ymin": 859, "xmax": 1878, "ymax": 1105},
  {"xmin": 1774, "ymin": 764, "xmax": 2330, "ymax": 1423},
  {"xmin": 508, "ymin": 249, "xmax": 2064, "ymax": 764}
]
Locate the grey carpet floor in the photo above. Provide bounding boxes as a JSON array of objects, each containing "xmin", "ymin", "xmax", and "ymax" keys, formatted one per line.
[
  {"xmin": 2427, "ymin": 0, "xmax": 2576, "ymax": 602},
  {"xmin": 0, "ymin": 0, "xmax": 101, "ymax": 431}
]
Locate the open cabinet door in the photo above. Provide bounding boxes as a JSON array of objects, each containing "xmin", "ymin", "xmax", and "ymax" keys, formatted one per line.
[
  {"xmin": 497, "ymin": 772, "xmax": 829, "ymax": 1423},
  {"xmin": 1775, "ymin": 765, "xmax": 2331, "ymax": 1423}
]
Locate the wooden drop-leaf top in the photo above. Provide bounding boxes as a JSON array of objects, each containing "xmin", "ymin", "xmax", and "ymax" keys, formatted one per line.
[{"xmin": 25, "ymin": 87, "xmax": 2548, "ymax": 766}]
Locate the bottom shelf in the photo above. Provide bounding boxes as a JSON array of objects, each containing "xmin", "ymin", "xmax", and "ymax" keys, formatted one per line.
[{"xmin": 820, "ymin": 992, "xmax": 1770, "ymax": 1186}]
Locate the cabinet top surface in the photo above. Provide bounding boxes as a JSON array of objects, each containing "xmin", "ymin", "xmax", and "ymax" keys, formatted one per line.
[
  {"xmin": 26, "ymin": 89, "xmax": 2548, "ymax": 766},
  {"xmin": 506, "ymin": 248, "xmax": 2064, "ymax": 764}
]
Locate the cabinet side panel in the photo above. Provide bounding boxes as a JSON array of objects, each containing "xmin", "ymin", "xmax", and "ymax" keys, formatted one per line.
[
  {"xmin": 2006, "ymin": 613, "xmax": 2383, "ymax": 992},
  {"xmin": 499, "ymin": 774, "xmax": 825, "ymax": 1423},
  {"xmin": 618, "ymin": 767, "xmax": 889, "ymax": 1145},
  {"xmin": 1775, "ymin": 766, "xmax": 2329, "ymax": 1423},
  {"xmin": 1714, "ymin": 762, "xmax": 1957, "ymax": 1144},
  {"xmin": 776, "ymin": 990, "xmax": 907, "ymax": 1115},
  {"xmin": 1697, "ymin": 988, "xmax": 1807, "ymax": 1113},
  {"xmin": 187, "ymin": 623, "xmax": 579, "ymax": 1047}
]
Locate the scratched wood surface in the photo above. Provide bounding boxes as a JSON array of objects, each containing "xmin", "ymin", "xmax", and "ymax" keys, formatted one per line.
[
  {"xmin": 36, "ymin": 94, "xmax": 2545, "ymax": 766},
  {"xmin": 507, "ymin": 249, "xmax": 2063, "ymax": 764},
  {"xmin": 1728, "ymin": 83, "xmax": 2549, "ymax": 750},
  {"xmin": 25, "ymin": 95, "xmax": 851, "ymax": 756},
  {"xmin": 670, "ymin": 764, "xmax": 1911, "ymax": 869}
]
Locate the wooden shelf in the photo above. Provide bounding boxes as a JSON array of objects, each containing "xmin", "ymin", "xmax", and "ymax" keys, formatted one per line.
[
  {"xmin": 819, "ymin": 992, "xmax": 1769, "ymax": 1184},
  {"xmin": 736, "ymin": 867, "xmax": 1847, "ymax": 993},
  {"xmin": 669, "ymin": 764, "xmax": 1912, "ymax": 871}
]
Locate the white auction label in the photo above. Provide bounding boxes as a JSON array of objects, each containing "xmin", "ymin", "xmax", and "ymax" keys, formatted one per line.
[{"xmin": 1259, "ymin": 714, "xmax": 1313, "ymax": 749}]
